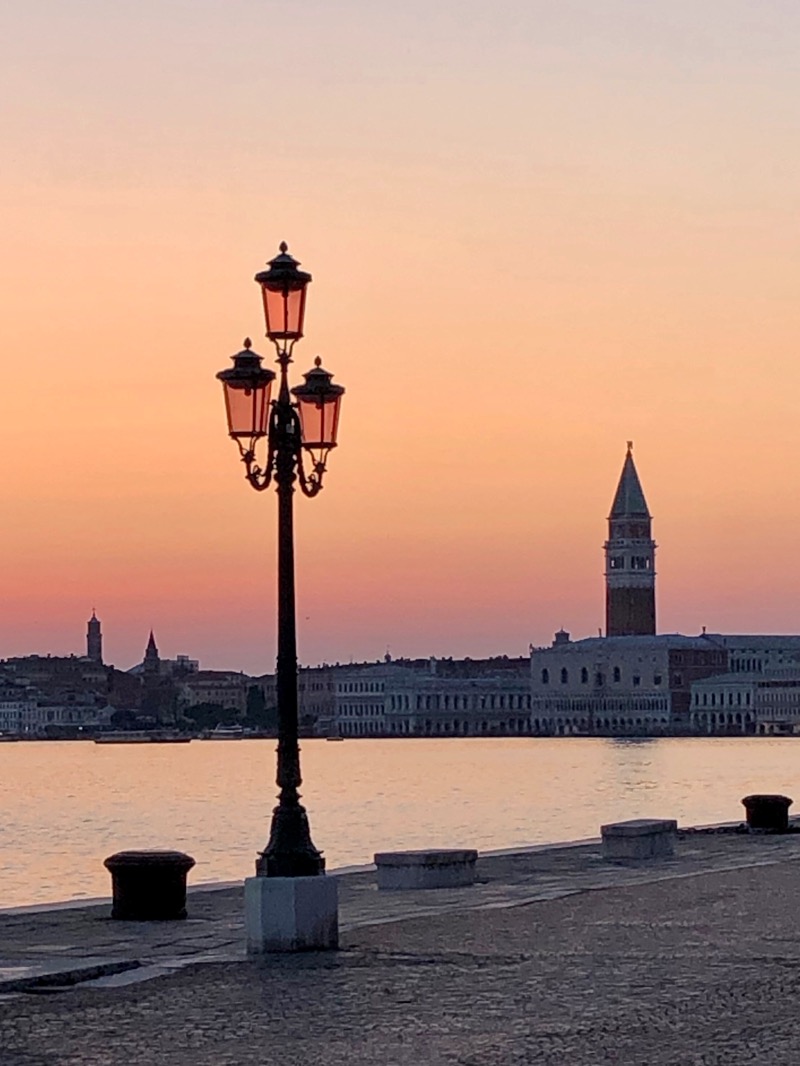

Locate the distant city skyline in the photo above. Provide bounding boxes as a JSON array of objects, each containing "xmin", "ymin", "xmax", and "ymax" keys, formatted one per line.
[
  {"xmin": 5, "ymin": 429, "xmax": 800, "ymax": 676},
  {"xmin": 3, "ymin": 2, "xmax": 800, "ymax": 673}
]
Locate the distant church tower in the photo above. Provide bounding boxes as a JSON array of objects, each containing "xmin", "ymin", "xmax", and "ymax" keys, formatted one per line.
[
  {"xmin": 144, "ymin": 631, "xmax": 160, "ymax": 676},
  {"xmin": 605, "ymin": 443, "xmax": 656, "ymax": 637},
  {"xmin": 86, "ymin": 610, "xmax": 103, "ymax": 664}
]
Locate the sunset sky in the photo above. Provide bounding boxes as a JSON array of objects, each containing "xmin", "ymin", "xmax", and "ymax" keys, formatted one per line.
[{"xmin": 2, "ymin": 1, "xmax": 800, "ymax": 674}]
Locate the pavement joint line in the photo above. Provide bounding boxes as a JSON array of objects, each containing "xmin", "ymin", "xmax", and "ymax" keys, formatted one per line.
[{"xmin": 0, "ymin": 958, "xmax": 140, "ymax": 994}]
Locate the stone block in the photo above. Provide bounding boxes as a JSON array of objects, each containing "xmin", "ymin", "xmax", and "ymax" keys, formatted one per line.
[
  {"xmin": 601, "ymin": 818, "xmax": 677, "ymax": 861},
  {"xmin": 244, "ymin": 875, "xmax": 338, "ymax": 954},
  {"xmin": 374, "ymin": 849, "xmax": 478, "ymax": 890}
]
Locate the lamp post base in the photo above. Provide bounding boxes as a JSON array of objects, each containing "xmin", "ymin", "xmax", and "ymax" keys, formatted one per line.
[
  {"xmin": 256, "ymin": 797, "xmax": 325, "ymax": 877},
  {"xmin": 245, "ymin": 875, "xmax": 338, "ymax": 953}
]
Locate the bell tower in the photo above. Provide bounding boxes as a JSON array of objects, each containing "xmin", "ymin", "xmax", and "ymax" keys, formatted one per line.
[
  {"xmin": 86, "ymin": 609, "xmax": 103, "ymax": 664},
  {"xmin": 604, "ymin": 442, "xmax": 656, "ymax": 637},
  {"xmin": 144, "ymin": 631, "xmax": 160, "ymax": 676}
]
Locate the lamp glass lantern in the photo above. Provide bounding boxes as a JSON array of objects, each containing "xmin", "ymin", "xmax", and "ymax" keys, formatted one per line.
[
  {"xmin": 291, "ymin": 358, "xmax": 345, "ymax": 466},
  {"xmin": 254, "ymin": 242, "xmax": 312, "ymax": 344},
  {"xmin": 216, "ymin": 341, "xmax": 276, "ymax": 447}
]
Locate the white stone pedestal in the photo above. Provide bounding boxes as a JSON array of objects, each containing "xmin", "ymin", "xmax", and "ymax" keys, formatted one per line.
[
  {"xmin": 601, "ymin": 818, "xmax": 678, "ymax": 861},
  {"xmin": 374, "ymin": 849, "xmax": 478, "ymax": 890},
  {"xmin": 244, "ymin": 875, "xmax": 338, "ymax": 954}
]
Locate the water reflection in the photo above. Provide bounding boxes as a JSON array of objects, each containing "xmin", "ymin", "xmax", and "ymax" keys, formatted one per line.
[{"xmin": 0, "ymin": 737, "xmax": 796, "ymax": 906}]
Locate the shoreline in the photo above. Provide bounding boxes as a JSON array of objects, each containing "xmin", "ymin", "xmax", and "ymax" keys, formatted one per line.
[{"xmin": 0, "ymin": 820, "xmax": 752, "ymax": 918}]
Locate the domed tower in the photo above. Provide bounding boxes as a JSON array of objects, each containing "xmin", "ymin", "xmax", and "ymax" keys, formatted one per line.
[
  {"xmin": 86, "ymin": 610, "xmax": 103, "ymax": 664},
  {"xmin": 604, "ymin": 443, "xmax": 656, "ymax": 637}
]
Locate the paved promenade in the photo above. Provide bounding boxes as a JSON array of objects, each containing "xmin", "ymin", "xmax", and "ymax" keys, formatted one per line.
[{"xmin": 2, "ymin": 829, "xmax": 800, "ymax": 1063}]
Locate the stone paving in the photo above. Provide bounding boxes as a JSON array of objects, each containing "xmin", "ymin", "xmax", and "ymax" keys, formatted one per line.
[{"xmin": 2, "ymin": 829, "xmax": 800, "ymax": 1063}]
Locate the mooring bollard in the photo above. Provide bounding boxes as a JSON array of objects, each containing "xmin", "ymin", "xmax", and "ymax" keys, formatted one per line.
[
  {"xmin": 741, "ymin": 794, "xmax": 793, "ymax": 832},
  {"xmin": 104, "ymin": 850, "xmax": 196, "ymax": 920}
]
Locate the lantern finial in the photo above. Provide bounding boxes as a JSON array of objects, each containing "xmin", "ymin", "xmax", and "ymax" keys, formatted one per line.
[
  {"xmin": 279, "ymin": 241, "xmax": 288, "ymax": 253},
  {"xmin": 243, "ymin": 337, "xmax": 252, "ymax": 349},
  {"xmin": 314, "ymin": 355, "xmax": 322, "ymax": 367}
]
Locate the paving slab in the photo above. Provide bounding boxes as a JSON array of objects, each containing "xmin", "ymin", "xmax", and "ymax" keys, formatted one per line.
[{"xmin": 4, "ymin": 853, "xmax": 800, "ymax": 1064}]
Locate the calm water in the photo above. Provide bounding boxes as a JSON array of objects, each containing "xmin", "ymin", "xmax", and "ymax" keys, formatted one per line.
[{"xmin": 0, "ymin": 737, "xmax": 797, "ymax": 907}]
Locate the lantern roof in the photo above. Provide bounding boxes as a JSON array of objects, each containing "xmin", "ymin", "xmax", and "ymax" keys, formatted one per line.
[
  {"xmin": 292, "ymin": 357, "xmax": 344, "ymax": 401},
  {"xmin": 216, "ymin": 339, "xmax": 276, "ymax": 388},
  {"xmin": 254, "ymin": 242, "xmax": 312, "ymax": 292}
]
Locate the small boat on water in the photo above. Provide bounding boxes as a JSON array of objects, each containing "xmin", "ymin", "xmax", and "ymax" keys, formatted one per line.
[
  {"xmin": 202, "ymin": 725, "xmax": 245, "ymax": 740},
  {"xmin": 325, "ymin": 736, "xmax": 344, "ymax": 742}
]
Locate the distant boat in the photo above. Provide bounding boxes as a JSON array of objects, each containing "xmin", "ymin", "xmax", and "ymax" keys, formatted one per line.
[
  {"xmin": 325, "ymin": 736, "xmax": 345, "ymax": 742},
  {"xmin": 202, "ymin": 725, "xmax": 244, "ymax": 740},
  {"xmin": 95, "ymin": 731, "xmax": 191, "ymax": 745}
]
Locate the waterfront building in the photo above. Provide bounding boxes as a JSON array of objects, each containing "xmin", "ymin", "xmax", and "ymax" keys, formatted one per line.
[
  {"xmin": 689, "ymin": 673, "xmax": 756, "ymax": 735},
  {"xmin": 0, "ymin": 677, "xmax": 39, "ymax": 735},
  {"xmin": 605, "ymin": 443, "xmax": 657, "ymax": 637},
  {"xmin": 35, "ymin": 695, "xmax": 115, "ymax": 736},
  {"xmin": 334, "ymin": 660, "xmax": 532, "ymax": 737},
  {"xmin": 530, "ymin": 632, "xmax": 727, "ymax": 735},
  {"xmin": 700, "ymin": 634, "xmax": 800, "ymax": 675},
  {"xmin": 177, "ymin": 670, "xmax": 249, "ymax": 715},
  {"xmin": 690, "ymin": 664, "xmax": 800, "ymax": 736},
  {"xmin": 752, "ymin": 674, "xmax": 800, "ymax": 734},
  {"xmin": 298, "ymin": 667, "xmax": 337, "ymax": 735},
  {"xmin": 3, "ymin": 655, "xmax": 106, "ymax": 690}
]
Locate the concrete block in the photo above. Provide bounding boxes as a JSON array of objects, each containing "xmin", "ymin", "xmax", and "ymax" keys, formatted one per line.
[
  {"xmin": 601, "ymin": 818, "xmax": 677, "ymax": 861},
  {"xmin": 374, "ymin": 849, "xmax": 478, "ymax": 890},
  {"xmin": 244, "ymin": 875, "xmax": 338, "ymax": 953}
]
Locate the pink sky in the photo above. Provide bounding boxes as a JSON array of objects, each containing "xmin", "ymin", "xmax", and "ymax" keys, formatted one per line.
[{"xmin": 2, "ymin": 1, "xmax": 800, "ymax": 673}]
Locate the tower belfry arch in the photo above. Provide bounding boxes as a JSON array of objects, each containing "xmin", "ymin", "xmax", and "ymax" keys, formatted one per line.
[{"xmin": 604, "ymin": 442, "xmax": 657, "ymax": 637}]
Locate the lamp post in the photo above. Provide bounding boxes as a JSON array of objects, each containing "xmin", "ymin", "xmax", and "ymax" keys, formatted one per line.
[{"xmin": 217, "ymin": 243, "xmax": 344, "ymax": 879}]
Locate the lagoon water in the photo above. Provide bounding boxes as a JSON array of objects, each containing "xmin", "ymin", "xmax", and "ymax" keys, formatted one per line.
[{"xmin": 1, "ymin": 736, "xmax": 798, "ymax": 907}]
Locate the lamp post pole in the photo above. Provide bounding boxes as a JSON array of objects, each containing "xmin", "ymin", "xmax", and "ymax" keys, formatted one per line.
[{"xmin": 216, "ymin": 243, "xmax": 344, "ymax": 879}]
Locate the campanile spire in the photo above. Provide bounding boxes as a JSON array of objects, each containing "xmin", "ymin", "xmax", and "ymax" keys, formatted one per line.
[{"xmin": 604, "ymin": 442, "xmax": 656, "ymax": 636}]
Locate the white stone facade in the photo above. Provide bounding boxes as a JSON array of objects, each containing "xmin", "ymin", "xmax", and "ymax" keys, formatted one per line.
[
  {"xmin": 530, "ymin": 633, "xmax": 727, "ymax": 735},
  {"xmin": 690, "ymin": 674, "xmax": 756, "ymax": 734},
  {"xmin": 334, "ymin": 663, "xmax": 532, "ymax": 737},
  {"xmin": 0, "ymin": 681, "xmax": 38, "ymax": 735},
  {"xmin": 702, "ymin": 635, "xmax": 800, "ymax": 676},
  {"xmin": 691, "ymin": 668, "xmax": 800, "ymax": 736}
]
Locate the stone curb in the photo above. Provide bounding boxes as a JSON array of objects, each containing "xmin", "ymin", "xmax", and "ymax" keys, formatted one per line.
[
  {"xmin": 2, "ymin": 818, "xmax": 794, "ymax": 919},
  {"xmin": 0, "ymin": 958, "xmax": 140, "ymax": 994}
]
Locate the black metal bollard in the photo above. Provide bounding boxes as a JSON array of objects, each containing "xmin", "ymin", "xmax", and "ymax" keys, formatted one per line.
[
  {"xmin": 741, "ymin": 794, "xmax": 793, "ymax": 832},
  {"xmin": 104, "ymin": 850, "xmax": 196, "ymax": 920}
]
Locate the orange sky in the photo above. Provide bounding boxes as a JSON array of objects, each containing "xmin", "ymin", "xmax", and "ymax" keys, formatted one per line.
[{"xmin": 2, "ymin": 1, "xmax": 800, "ymax": 673}]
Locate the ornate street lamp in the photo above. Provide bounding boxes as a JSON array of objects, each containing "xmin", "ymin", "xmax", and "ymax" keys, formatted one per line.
[{"xmin": 217, "ymin": 243, "xmax": 345, "ymax": 879}]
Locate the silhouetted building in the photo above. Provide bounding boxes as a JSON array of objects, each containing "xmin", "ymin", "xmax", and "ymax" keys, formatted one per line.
[
  {"xmin": 139, "ymin": 631, "xmax": 176, "ymax": 723},
  {"xmin": 86, "ymin": 610, "xmax": 102, "ymax": 664},
  {"xmin": 605, "ymin": 442, "xmax": 656, "ymax": 637},
  {"xmin": 143, "ymin": 631, "xmax": 160, "ymax": 677},
  {"xmin": 177, "ymin": 671, "xmax": 249, "ymax": 715}
]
